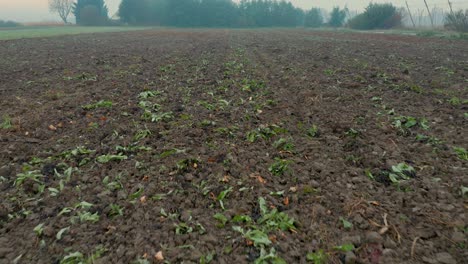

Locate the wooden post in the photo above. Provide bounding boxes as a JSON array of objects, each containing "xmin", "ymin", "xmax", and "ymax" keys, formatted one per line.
[
  {"xmin": 423, "ymin": 0, "xmax": 434, "ymax": 27},
  {"xmin": 406, "ymin": 1, "xmax": 416, "ymax": 27}
]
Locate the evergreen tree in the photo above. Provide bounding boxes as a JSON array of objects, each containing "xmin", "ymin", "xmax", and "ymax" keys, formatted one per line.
[
  {"xmin": 304, "ymin": 8, "xmax": 323, "ymax": 28},
  {"xmin": 73, "ymin": 0, "xmax": 109, "ymax": 25}
]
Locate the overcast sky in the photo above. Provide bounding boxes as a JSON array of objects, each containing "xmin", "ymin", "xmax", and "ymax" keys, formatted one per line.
[{"xmin": 0, "ymin": 0, "xmax": 461, "ymax": 22}]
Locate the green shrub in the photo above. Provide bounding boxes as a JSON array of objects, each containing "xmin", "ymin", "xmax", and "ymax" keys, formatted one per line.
[
  {"xmin": 329, "ymin": 7, "xmax": 347, "ymax": 27},
  {"xmin": 0, "ymin": 20, "xmax": 22, "ymax": 27},
  {"xmin": 304, "ymin": 8, "xmax": 323, "ymax": 28},
  {"xmin": 445, "ymin": 9, "xmax": 468, "ymax": 32},
  {"xmin": 348, "ymin": 3, "xmax": 402, "ymax": 30}
]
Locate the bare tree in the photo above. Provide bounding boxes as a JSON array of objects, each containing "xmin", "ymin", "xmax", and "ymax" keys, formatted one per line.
[{"xmin": 49, "ymin": 0, "xmax": 74, "ymax": 24}]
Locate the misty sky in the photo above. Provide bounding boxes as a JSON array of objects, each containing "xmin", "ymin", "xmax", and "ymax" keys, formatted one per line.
[{"xmin": 0, "ymin": 0, "xmax": 461, "ymax": 22}]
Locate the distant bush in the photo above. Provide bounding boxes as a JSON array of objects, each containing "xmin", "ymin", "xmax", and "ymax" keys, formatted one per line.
[
  {"xmin": 348, "ymin": 3, "xmax": 402, "ymax": 30},
  {"xmin": 73, "ymin": 0, "xmax": 109, "ymax": 26},
  {"xmin": 445, "ymin": 9, "xmax": 468, "ymax": 32},
  {"xmin": 329, "ymin": 7, "xmax": 347, "ymax": 27},
  {"xmin": 304, "ymin": 8, "xmax": 323, "ymax": 28},
  {"xmin": 0, "ymin": 20, "xmax": 22, "ymax": 27}
]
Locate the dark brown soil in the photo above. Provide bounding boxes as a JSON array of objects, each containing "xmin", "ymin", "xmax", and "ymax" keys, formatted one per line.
[{"xmin": 0, "ymin": 29, "xmax": 467, "ymax": 264}]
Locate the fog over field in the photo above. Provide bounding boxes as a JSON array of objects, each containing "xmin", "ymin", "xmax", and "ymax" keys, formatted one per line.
[{"xmin": 0, "ymin": 0, "xmax": 438, "ymax": 22}]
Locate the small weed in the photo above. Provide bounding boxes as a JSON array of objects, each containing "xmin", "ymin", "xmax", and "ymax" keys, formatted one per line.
[
  {"xmin": 255, "ymin": 248, "xmax": 286, "ymax": 264},
  {"xmin": 108, "ymin": 204, "xmax": 124, "ymax": 218},
  {"xmin": 324, "ymin": 69, "xmax": 336, "ymax": 76},
  {"xmin": 415, "ymin": 134, "xmax": 442, "ymax": 145},
  {"xmin": 213, "ymin": 213, "xmax": 228, "ymax": 228},
  {"xmin": 339, "ymin": 216, "xmax": 353, "ymax": 229},
  {"xmin": 96, "ymin": 154, "xmax": 128, "ymax": 163},
  {"xmin": 15, "ymin": 170, "xmax": 43, "ymax": 186},
  {"xmin": 269, "ymin": 158, "xmax": 292, "ymax": 176},
  {"xmin": 141, "ymin": 110, "xmax": 173, "ymax": 123},
  {"xmin": 175, "ymin": 222, "xmax": 193, "ymax": 235},
  {"xmin": 133, "ymin": 128, "xmax": 152, "ymax": 141},
  {"xmin": 448, "ymin": 96, "xmax": 461, "ymax": 106},
  {"xmin": 334, "ymin": 243, "xmax": 355, "ymax": 252},
  {"xmin": 33, "ymin": 223, "xmax": 45, "ymax": 237},
  {"xmin": 82, "ymin": 100, "xmax": 113, "ymax": 110},
  {"xmin": 176, "ymin": 158, "xmax": 200, "ymax": 172},
  {"xmin": 307, "ymin": 125, "xmax": 320, "ymax": 138},
  {"xmin": 345, "ymin": 128, "xmax": 360, "ymax": 138},
  {"xmin": 453, "ymin": 147, "xmax": 468, "ymax": 161},
  {"xmin": 306, "ymin": 249, "xmax": 327, "ymax": 263},
  {"xmin": 77, "ymin": 211, "xmax": 100, "ymax": 223},
  {"xmin": 273, "ymin": 138, "xmax": 295, "ymax": 152},
  {"xmin": 0, "ymin": 115, "xmax": 12, "ymax": 129},
  {"xmin": 217, "ymin": 187, "xmax": 233, "ymax": 210},
  {"xmin": 138, "ymin": 90, "xmax": 160, "ymax": 99}
]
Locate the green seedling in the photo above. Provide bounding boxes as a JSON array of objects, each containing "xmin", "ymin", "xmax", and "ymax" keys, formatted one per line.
[
  {"xmin": 233, "ymin": 226, "xmax": 272, "ymax": 247},
  {"xmin": 334, "ymin": 243, "xmax": 355, "ymax": 252},
  {"xmin": 138, "ymin": 90, "xmax": 159, "ymax": 99},
  {"xmin": 77, "ymin": 211, "xmax": 100, "ymax": 223},
  {"xmin": 176, "ymin": 158, "xmax": 200, "ymax": 172},
  {"xmin": 364, "ymin": 169, "xmax": 375, "ymax": 180},
  {"xmin": 268, "ymin": 158, "xmax": 292, "ymax": 176},
  {"xmin": 387, "ymin": 163, "xmax": 416, "ymax": 183},
  {"xmin": 324, "ymin": 69, "xmax": 336, "ymax": 76},
  {"xmin": 60, "ymin": 251, "xmax": 85, "ymax": 264},
  {"xmin": 453, "ymin": 147, "xmax": 468, "ymax": 161},
  {"xmin": 138, "ymin": 101, "xmax": 161, "ymax": 111},
  {"xmin": 141, "ymin": 110, "xmax": 173, "ymax": 122},
  {"xmin": 273, "ymin": 138, "xmax": 295, "ymax": 152},
  {"xmin": 108, "ymin": 204, "xmax": 124, "ymax": 218},
  {"xmin": 0, "ymin": 115, "xmax": 12, "ymax": 129},
  {"xmin": 258, "ymin": 197, "xmax": 296, "ymax": 232},
  {"xmin": 241, "ymin": 79, "xmax": 265, "ymax": 92},
  {"xmin": 198, "ymin": 101, "xmax": 216, "ymax": 110},
  {"xmin": 15, "ymin": 170, "xmax": 43, "ymax": 186},
  {"xmin": 415, "ymin": 134, "xmax": 442, "ymax": 145},
  {"xmin": 33, "ymin": 223, "xmax": 45, "ymax": 237},
  {"xmin": 96, "ymin": 154, "xmax": 128, "ymax": 163},
  {"xmin": 56, "ymin": 227, "xmax": 70, "ymax": 240},
  {"xmin": 129, "ymin": 188, "xmax": 144, "ymax": 200},
  {"xmin": 255, "ymin": 247, "xmax": 286, "ymax": 264},
  {"xmin": 213, "ymin": 213, "xmax": 228, "ymax": 228},
  {"xmin": 339, "ymin": 217, "xmax": 353, "ymax": 229},
  {"xmin": 175, "ymin": 222, "xmax": 193, "ymax": 234},
  {"xmin": 134, "ymin": 128, "xmax": 152, "ymax": 141},
  {"xmin": 159, "ymin": 148, "xmax": 186, "ymax": 158},
  {"xmin": 345, "ymin": 128, "xmax": 360, "ymax": 138},
  {"xmin": 448, "ymin": 97, "xmax": 461, "ymax": 106},
  {"xmin": 82, "ymin": 100, "xmax": 113, "ymax": 110},
  {"xmin": 200, "ymin": 252, "xmax": 215, "ymax": 264},
  {"xmin": 307, "ymin": 125, "xmax": 320, "ymax": 138},
  {"xmin": 217, "ymin": 187, "xmax": 233, "ymax": 210},
  {"xmin": 306, "ymin": 249, "xmax": 327, "ymax": 264}
]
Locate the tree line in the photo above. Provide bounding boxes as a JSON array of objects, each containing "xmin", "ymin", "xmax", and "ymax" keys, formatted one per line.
[{"xmin": 47, "ymin": 0, "xmax": 467, "ymax": 33}]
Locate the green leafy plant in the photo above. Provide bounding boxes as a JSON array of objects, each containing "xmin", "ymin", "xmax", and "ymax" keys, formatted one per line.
[
  {"xmin": 33, "ymin": 223, "xmax": 45, "ymax": 237},
  {"xmin": 108, "ymin": 204, "xmax": 124, "ymax": 218},
  {"xmin": 387, "ymin": 163, "xmax": 416, "ymax": 183},
  {"xmin": 213, "ymin": 213, "xmax": 228, "ymax": 228},
  {"xmin": 273, "ymin": 138, "xmax": 295, "ymax": 152},
  {"xmin": 255, "ymin": 247, "xmax": 286, "ymax": 264},
  {"xmin": 269, "ymin": 158, "xmax": 292, "ymax": 176},
  {"xmin": 306, "ymin": 249, "xmax": 327, "ymax": 263},
  {"xmin": 339, "ymin": 216, "xmax": 353, "ymax": 229},
  {"xmin": 141, "ymin": 110, "xmax": 174, "ymax": 122},
  {"xmin": 0, "ymin": 115, "xmax": 12, "ymax": 129},
  {"xmin": 217, "ymin": 187, "xmax": 233, "ymax": 210},
  {"xmin": 15, "ymin": 170, "xmax": 43, "ymax": 186},
  {"xmin": 133, "ymin": 128, "xmax": 152, "ymax": 141},
  {"xmin": 96, "ymin": 154, "xmax": 128, "ymax": 163},
  {"xmin": 82, "ymin": 100, "xmax": 113, "ymax": 110},
  {"xmin": 307, "ymin": 125, "xmax": 320, "ymax": 138},
  {"xmin": 453, "ymin": 147, "xmax": 468, "ymax": 161}
]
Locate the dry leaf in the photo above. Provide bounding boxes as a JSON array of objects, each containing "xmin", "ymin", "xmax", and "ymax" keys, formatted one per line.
[
  {"xmin": 283, "ymin": 196, "xmax": 289, "ymax": 206},
  {"xmin": 140, "ymin": 196, "xmax": 147, "ymax": 204},
  {"xmin": 48, "ymin": 125, "xmax": 57, "ymax": 131},
  {"xmin": 155, "ymin": 251, "xmax": 164, "ymax": 261}
]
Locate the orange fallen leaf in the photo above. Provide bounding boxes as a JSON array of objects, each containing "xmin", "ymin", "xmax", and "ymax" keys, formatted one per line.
[
  {"xmin": 142, "ymin": 175, "xmax": 149, "ymax": 181},
  {"xmin": 155, "ymin": 251, "xmax": 164, "ymax": 261},
  {"xmin": 370, "ymin": 201, "xmax": 380, "ymax": 206},
  {"xmin": 246, "ymin": 240, "xmax": 253, "ymax": 246},
  {"xmin": 48, "ymin": 125, "xmax": 57, "ymax": 131},
  {"xmin": 283, "ymin": 196, "xmax": 289, "ymax": 206},
  {"xmin": 99, "ymin": 116, "xmax": 107, "ymax": 121},
  {"xmin": 57, "ymin": 122, "xmax": 63, "ymax": 128}
]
